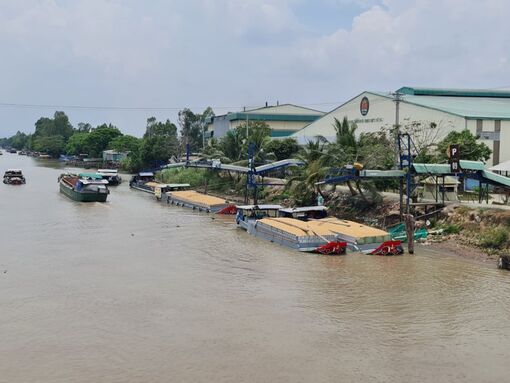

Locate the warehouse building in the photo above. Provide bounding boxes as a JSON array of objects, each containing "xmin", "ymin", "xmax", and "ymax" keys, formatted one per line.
[
  {"xmin": 292, "ymin": 87, "xmax": 510, "ymax": 166},
  {"xmin": 205, "ymin": 103, "xmax": 325, "ymax": 140}
]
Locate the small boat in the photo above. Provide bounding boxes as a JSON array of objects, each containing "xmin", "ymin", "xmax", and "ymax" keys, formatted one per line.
[
  {"xmin": 18, "ymin": 151, "xmax": 27, "ymax": 155},
  {"xmin": 3, "ymin": 169, "xmax": 26, "ymax": 185},
  {"xmin": 97, "ymin": 169, "xmax": 122, "ymax": 185},
  {"xmin": 7, "ymin": 148, "xmax": 17, "ymax": 154},
  {"xmin": 236, "ymin": 205, "xmax": 346, "ymax": 254},
  {"xmin": 58, "ymin": 173, "xmax": 109, "ymax": 202},
  {"xmin": 129, "ymin": 172, "xmax": 156, "ymax": 193},
  {"xmin": 163, "ymin": 190, "xmax": 237, "ymax": 214},
  {"xmin": 38, "ymin": 154, "xmax": 52, "ymax": 159}
]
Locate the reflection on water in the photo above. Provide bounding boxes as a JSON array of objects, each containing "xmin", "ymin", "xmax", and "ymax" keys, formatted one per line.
[{"xmin": 1, "ymin": 153, "xmax": 509, "ymax": 382}]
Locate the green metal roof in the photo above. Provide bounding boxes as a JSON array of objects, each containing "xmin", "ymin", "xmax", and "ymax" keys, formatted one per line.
[
  {"xmin": 227, "ymin": 113, "xmax": 320, "ymax": 122},
  {"xmin": 412, "ymin": 160, "xmax": 485, "ymax": 174},
  {"xmin": 270, "ymin": 130, "xmax": 297, "ymax": 137},
  {"xmin": 389, "ymin": 87, "xmax": 510, "ymax": 120},
  {"xmin": 482, "ymin": 171, "xmax": 510, "ymax": 187},
  {"xmin": 412, "ymin": 163, "xmax": 451, "ymax": 175},
  {"xmin": 398, "ymin": 87, "xmax": 510, "ymax": 98},
  {"xmin": 400, "ymin": 94, "xmax": 510, "ymax": 120}
]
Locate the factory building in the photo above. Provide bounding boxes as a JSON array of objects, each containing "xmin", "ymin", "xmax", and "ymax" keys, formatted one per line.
[
  {"xmin": 205, "ymin": 104, "xmax": 325, "ymax": 140},
  {"xmin": 292, "ymin": 87, "xmax": 510, "ymax": 166}
]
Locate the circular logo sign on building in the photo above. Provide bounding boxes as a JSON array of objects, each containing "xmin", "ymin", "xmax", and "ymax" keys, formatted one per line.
[{"xmin": 360, "ymin": 97, "xmax": 369, "ymax": 116}]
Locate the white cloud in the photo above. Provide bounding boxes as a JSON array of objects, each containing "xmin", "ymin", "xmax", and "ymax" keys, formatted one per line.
[{"xmin": 1, "ymin": 0, "xmax": 510, "ymax": 136}]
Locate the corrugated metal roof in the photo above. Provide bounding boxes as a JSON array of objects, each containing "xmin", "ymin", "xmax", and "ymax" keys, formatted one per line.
[
  {"xmin": 412, "ymin": 161, "xmax": 485, "ymax": 174},
  {"xmin": 398, "ymin": 87, "xmax": 510, "ymax": 98},
  {"xmin": 481, "ymin": 171, "xmax": 510, "ymax": 187},
  {"xmin": 400, "ymin": 94, "xmax": 510, "ymax": 120}
]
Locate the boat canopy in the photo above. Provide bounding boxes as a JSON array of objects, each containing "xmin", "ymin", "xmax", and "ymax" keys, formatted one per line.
[
  {"xmin": 79, "ymin": 179, "xmax": 109, "ymax": 185},
  {"xmin": 98, "ymin": 169, "xmax": 118, "ymax": 174},
  {"xmin": 279, "ymin": 206, "xmax": 328, "ymax": 214},
  {"xmin": 139, "ymin": 172, "xmax": 154, "ymax": 177},
  {"xmin": 236, "ymin": 204, "xmax": 283, "ymax": 211},
  {"xmin": 79, "ymin": 173, "xmax": 103, "ymax": 180},
  {"xmin": 6, "ymin": 169, "xmax": 23, "ymax": 172}
]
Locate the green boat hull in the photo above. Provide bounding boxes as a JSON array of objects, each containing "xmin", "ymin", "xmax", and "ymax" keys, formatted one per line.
[{"xmin": 59, "ymin": 182, "xmax": 108, "ymax": 202}]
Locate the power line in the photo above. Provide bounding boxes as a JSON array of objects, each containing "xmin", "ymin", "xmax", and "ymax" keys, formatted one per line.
[{"xmin": 0, "ymin": 100, "xmax": 346, "ymax": 112}]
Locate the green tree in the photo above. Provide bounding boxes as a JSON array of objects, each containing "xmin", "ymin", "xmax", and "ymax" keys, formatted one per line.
[
  {"xmin": 435, "ymin": 129, "xmax": 492, "ymax": 162},
  {"xmin": 140, "ymin": 117, "xmax": 179, "ymax": 167},
  {"xmin": 34, "ymin": 111, "xmax": 74, "ymax": 140},
  {"xmin": 179, "ymin": 107, "xmax": 215, "ymax": 152},
  {"xmin": 9, "ymin": 131, "xmax": 30, "ymax": 150},
  {"xmin": 285, "ymin": 139, "xmax": 328, "ymax": 206},
  {"xmin": 83, "ymin": 124, "xmax": 122, "ymax": 157},
  {"xmin": 32, "ymin": 135, "xmax": 66, "ymax": 156},
  {"xmin": 109, "ymin": 135, "xmax": 141, "ymax": 153},
  {"xmin": 264, "ymin": 137, "xmax": 300, "ymax": 161},
  {"xmin": 219, "ymin": 121, "xmax": 272, "ymax": 165},
  {"xmin": 65, "ymin": 132, "xmax": 89, "ymax": 155}
]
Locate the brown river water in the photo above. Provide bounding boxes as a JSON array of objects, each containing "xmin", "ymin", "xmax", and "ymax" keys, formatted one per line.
[{"xmin": 1, "ymin": 153, "xmax": 510, "ymax": 383}]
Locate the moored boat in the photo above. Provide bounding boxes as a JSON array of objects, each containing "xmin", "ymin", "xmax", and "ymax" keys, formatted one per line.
[
  {"xmin": 236, "ymin": 205, "xmax": 402, "ymax": 255},
  {"xmin": 129, "ymin": 172, "xmax": 156, "ymax": 193},
  {"xmin": 97, "ymin": 169, "xmax": 122, "ymax": 185},
  {"xmin": 164, "ymin": 190, "xmax": 236, "ymax": 214},
  {"xmin": 235, "ymin": 205, "xmax": 347, "ymax": 254},
  {"xmin": 3, "ymin": 169, "xmax": 26, "ymax": 185},
  {"xmin": 58, "ymin": 173, "xmax": 109, "ymax": 202},
  {"xmin": 278, "ymin": 206, "xmax": 403, "ymax": 255}
]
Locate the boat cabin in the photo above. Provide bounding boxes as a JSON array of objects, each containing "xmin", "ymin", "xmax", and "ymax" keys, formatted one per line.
[
  {"xmin": 79, "ymin": 172, "xmax": 103, "ymax": 180},
  {"xmin": 153, "ymin": 183, "xmax": 190, "ymax": 200},
  {"xmin": 236, "ymin": 204, "xmax": 282, "ymax": 228},
  {"xmin": 4, "ymin": 169, "xmax": 24, "ymax": 178},
  {"xmin": 97, "ymin": 169, "xmax": 122, "ymax": 185},
  {"xmin": 76, "ymin": 178, "xmax": 109, "ymax": 193},
  {"xmin": 278, "ymin": 206, "xmax": 329, "ymax": 220}
]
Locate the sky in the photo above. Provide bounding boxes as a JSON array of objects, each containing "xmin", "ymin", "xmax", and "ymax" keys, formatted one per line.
[{"xmin": 1, "ymin": 0, "xmax": 510, "ymax": 137}]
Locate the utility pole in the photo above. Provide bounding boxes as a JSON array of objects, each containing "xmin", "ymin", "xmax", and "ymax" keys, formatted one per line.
[{"xmin": 393, "ymin": 91, "xmax": 403, "ymax": 217}]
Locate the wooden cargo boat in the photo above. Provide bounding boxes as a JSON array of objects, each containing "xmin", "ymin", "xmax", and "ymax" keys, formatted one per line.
[
  {"xmin": 59, "ymin": 173, "xmax": 109, "ymax": 202},
  {"xmin": 163, "ymin": 190, "xmax": 236, "ymax": 214},
  {"xmin": 279, "ymin": 206, "xmax": 403, "ymax": 255},
  {"xmin": 97, "ymin": 169, "xmax": 122, "ymax": 185},
  {"xmin": 236, "ymin": 205, "xmax": 347, "ymax": 255},
  {"xmin": 236, "ymin": 205, "xmax": 402, "ymax": 255},
  {"xmin": 129, "ymin": 172, "xmax": 155, "ymax": 193},
  {"xmin": 3, "ymin": 169, "xmax": 26, "ymax": 185}
]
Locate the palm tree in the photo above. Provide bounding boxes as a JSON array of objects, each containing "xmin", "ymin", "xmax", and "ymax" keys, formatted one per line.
[{"xmin": 285, "ymin": 138, "xmax": 329, "ymax": 206}]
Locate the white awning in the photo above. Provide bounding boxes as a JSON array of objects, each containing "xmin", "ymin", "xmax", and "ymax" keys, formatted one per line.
[{"xmin": 489, "ymin": 159, "xmax": 510, "ymax": 172}]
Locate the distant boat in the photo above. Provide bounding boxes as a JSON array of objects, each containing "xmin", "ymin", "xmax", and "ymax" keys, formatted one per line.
[
  {"xmin": 38, "ymin": 154, "xmax": 52, "ymax": 159},
  {"xmin": 3, "ymin": 169, "xmax": 26, "ymax": 185},
  {"xmin": 129, "ymin": 172, "xmax": 156, "ymax": 193},
  {"xmin": 18, "ymin": 151, "xmax": 27, "ymax": 155},
  {"xmin": 58, "ymin": 173, "xmax": 109, "ymax": 202},
  {"xmin": 97, "ymin": 169, "xmax": 122, "ymax": 185},
  {"xmin": 163, "ymin": 189, "xmax": 237, "ymax": 214},
  {"xmin": 7, "ymin": 148, "xmax": 17, "ymax": 154}
]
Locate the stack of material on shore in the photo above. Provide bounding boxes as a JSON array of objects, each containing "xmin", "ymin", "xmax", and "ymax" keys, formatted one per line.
[{"xmin": 167, "ymin": 190, "xmax": 229, "ymax": 209}]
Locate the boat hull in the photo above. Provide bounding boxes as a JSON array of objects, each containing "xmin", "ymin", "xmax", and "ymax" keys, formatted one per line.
[
  {"xmin": 163, "ymin": 193, "xmax": 235, "ymax": 214},
  {"xmin": 59, "ymin": 182, "xmax": 108, "ymax": 202},
  {"xmin": 241, "ymin": 220, "xmax": 346, "ymax": 255},
  {"xmin": 129, "ymin": 182, "xmax": 154, "ymax": 193}
]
